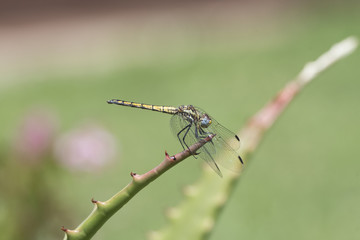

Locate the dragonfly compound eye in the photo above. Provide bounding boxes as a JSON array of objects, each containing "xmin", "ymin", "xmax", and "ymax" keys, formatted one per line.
[{"xmin": 200, "ymin": 116, "xmax": 212, "ymax": 128}]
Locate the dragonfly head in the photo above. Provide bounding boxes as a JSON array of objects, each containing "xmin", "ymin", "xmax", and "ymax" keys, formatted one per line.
[{"xmin": 200, "ymin": 114, "xmax": 212, "ymax": 128}]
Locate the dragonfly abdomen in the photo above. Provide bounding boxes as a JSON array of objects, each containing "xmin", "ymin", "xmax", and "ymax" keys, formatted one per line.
[{"xmin": 107, "ymin": 99, "xmax": 177, "ymax": 114}]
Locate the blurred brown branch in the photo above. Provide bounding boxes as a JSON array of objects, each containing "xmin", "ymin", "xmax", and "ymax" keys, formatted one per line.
[{"xmin": 149, "ymin": 36, "xmax": 358, "ymax": 240}]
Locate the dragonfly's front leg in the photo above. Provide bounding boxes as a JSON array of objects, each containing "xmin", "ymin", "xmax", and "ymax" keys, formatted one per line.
[
  {"xmin": 181, "ymin": 121, "xmax": 200, "ymax": 158},
  {"xmin": 182, "ymin": 121, "xmax": 193, "ymax": 150},
  {"xmin": 199, "ymin": 127, "xmax": 215, "ymax": 145},
  {"xmin": 177, "ymin": 123, "xmax": 191, "ymax": 150}
]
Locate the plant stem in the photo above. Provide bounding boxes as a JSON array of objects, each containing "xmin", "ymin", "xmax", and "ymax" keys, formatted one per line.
[{"xmin": 62, "ymin": 135, "xmax": 215, "ymax": 240}]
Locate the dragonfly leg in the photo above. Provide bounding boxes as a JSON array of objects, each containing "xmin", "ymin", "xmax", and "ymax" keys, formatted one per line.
[
  {"xmin": 199, "ymin": 128, "xmax": 215, "ymax": 147},
  {"xmin": 177, "ymin": 123, "xmax": 191, "ymax": 150},
  {"xmin": 182, "ymin": 121, "xmax": 192, "ymax": 150},
  {"xmin": 195, "ymin": 125, "xmax": 199, "ymax": 139},
  {"xmin": 182, "ymin": 122, "xmax": 200, "ymax": 158}
]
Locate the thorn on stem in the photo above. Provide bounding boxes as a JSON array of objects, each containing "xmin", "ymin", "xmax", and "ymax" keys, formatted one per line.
[
  {"xmin": 61, "ymin": 226, "xmax": 68, "ymax": 232},
  {"xmin": 91, "ymin": 198, "xmax": 98, "ymax": 204},
  {"xmin": 165, "ymin": 150, "xmax": 176, "ymax": 161},
  {"xmin": 130, "ymin": 172, "xmax": 137, "ymax": 177},
  {"xmin": 165, "ymin": 150, "xmax": 170, "ymax": 159}
]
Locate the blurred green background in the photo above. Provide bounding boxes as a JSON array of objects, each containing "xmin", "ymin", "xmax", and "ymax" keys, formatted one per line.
[{"xmin": 0, "ymin": 1, "xmax": 359, "ymax": 239}]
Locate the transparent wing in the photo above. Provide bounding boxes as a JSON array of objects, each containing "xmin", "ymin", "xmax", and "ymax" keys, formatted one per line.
[
  {"xmin": 170, "ymin": 113, "xmax": 223, "ymax": 177},
  {"xmin": 207, "ymin": 116, "xmax": 240, "ymax": 150},
  {"xmin": 208, "ymin": 135, "xmax": 243, "ymax": 173},
  {"xmin": 169, "ymin": 113, "xmax": 188, "ymax": 146},
  {"xmin": 194, "ymin": 107, "xmax": 243, "ymax": 173},
  {"xmin": 197, "ymin": 143, "xmax": 223, "ymax": 177}
]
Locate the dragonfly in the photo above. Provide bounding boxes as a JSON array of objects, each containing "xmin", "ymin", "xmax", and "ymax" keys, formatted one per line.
[{"xmin": 107, "ymin": 99, "xmax": 244, "ymax": 177}]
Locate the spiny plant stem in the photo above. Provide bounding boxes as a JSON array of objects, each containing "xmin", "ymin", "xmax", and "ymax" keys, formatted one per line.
[{"xmin": 62, "ymin": 135, "xmax": 215, "ymax": 240}]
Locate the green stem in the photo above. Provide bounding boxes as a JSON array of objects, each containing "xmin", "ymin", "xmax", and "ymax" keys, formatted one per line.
[{"xmin": 62, "ymin": 135, "xmax": 215, "ymax": 240}]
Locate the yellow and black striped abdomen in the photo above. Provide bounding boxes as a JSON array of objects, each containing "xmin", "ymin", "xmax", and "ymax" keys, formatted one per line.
[{"xmin": 107, "ymin": 99, "xmax": 177, "ymax": 114}]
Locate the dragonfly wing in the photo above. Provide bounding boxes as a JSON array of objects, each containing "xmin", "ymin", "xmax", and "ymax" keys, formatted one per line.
[
  {"xmin": 196, "ymin": 142, "xmax": 223, "ymax": 177},
  {"xmin": 204, "ymin": 115, "xmax": 243, "ymax": 173},
  {"xmin": 209, "ymin": 126, "xmax": 243, "ymax": 173},
  {"xmin": 170, "ymin": 113, "xmax": 188, "ymax": 142},
  {"xmin": 208, "ymin": 120, "xmax": 240, "ymax": 150},
  {"xmin": 170, "ymin": 114, "xmax": 222, "ymax": 177},
  {"xmin": 193, "ymin": 107, "xmax": 240, "ymax": 150},
  {"xmin": 211, "ymin": 140, "xmax": 243, "ymax": 173}
]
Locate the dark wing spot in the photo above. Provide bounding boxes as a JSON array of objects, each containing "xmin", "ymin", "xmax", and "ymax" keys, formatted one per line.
[
  {"xmin": 238, "ymin": 155, "xmax": 244, "ymax": 164},
  {"xmin": 235, "ymin": 135, "xmax": 240, "ymax": 141}
]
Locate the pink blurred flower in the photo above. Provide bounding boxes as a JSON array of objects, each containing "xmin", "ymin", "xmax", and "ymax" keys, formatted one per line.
[
  {"xmin": 14, "ymin": 109, "xmax": 58, "ymax": 164},
  {"xmin": 54, "ymin": 124, "xmax": 117, "ymax": 172}
]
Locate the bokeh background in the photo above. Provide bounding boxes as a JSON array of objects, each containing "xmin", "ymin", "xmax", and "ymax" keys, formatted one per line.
[{"xmin": 0, "ymin": 1, "xmax": 359, "ymax": 239}]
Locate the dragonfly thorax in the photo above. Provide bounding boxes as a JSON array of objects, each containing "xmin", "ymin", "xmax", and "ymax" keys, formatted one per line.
[{"xmin": 178, "ymin": 105, "xmax": 212, "ymax": 128}]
